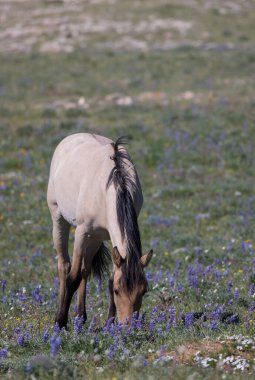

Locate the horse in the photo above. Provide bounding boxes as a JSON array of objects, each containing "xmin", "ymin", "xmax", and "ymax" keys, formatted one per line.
[{"xmin": 47, "ymin": 133, "xmax": 153, "ymax": 328}]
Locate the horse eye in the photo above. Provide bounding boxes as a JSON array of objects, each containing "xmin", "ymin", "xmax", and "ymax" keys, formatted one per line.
[{"xmin": 114, "ymin": 289, "xmax": 119, "ymax": 296}]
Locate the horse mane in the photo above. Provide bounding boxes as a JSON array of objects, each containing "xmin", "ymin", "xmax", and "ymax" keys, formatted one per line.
[{"xmin": 106, "ymin": 137, "xmax": 145, "ymax": 292}]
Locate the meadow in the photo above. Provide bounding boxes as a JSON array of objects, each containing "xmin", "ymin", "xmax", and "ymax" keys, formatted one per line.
[{"xmin": 0, "ymin": 0, "xmax": 255, "ymax": 379}]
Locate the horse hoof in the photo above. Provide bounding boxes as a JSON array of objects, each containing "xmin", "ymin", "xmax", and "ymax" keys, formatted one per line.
[{"xmin": 55, "ymin": 314, "xmax": 68, "ymax": 329}]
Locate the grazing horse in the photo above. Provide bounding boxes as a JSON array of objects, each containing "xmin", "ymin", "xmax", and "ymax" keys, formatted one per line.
[{"xmin": 47, "ymin": 133, "xmax": 153, "ymax": 328}]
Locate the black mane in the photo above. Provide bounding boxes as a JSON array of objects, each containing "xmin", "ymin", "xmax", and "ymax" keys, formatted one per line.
[{"xmin": 106, "ymin": 137, "xmax": 145, "ymax": 292}]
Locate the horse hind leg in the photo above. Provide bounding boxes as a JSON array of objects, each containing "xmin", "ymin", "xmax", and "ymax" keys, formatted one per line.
[{"xmin": 76, "ymin": 241, "xmax": 103, "ymax": 323}]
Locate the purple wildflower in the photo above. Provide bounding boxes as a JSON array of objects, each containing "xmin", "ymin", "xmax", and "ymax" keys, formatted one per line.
[
  {"xmin": 211, "ymin": 305, "xmax": 221, "ymax": 320},
  {"xmin": 73, "ymin": 315, "xmax": 84, "ymax": 335},
  {"xmin": 210, "ymin": 320, "xmax": 218, "ymax": 331},
  {"xmin": 241, "ymin": 241, "xmax": 250, "ymax": 253},
  {"xmin": 42, "ymin": 329, "xmax": 49, "ymax": 343},
  {"xmin": 249, "ymin": 285, "xmax": 255, "ymax": 297},
  {"xmin": 107, "ymin": 343, "xmax": 117, "ymax": 360},
  {"xmin": 227, "ymin": 281, "xmax": 233, "ymax": 295},
  {"xmin": 53, "ymin": 323, "xmax": 60, "ymax": 334},
  {"xmin": 137, "ymin": 312, "xmax": 145, "ymax": 330},
  {"xmin": 234, "ymin": 289, "xmax": 239, "ymax": 299},
  {"xmin": 13, "ymin": 327, "xmax": 20, "ymax": 335},
  {"xmin": 169, "ymin": 274, "xmax": 175, "ymax": 288},
  {"xmin": 50, "ymin": 333, "xmax": 61, "ymax": 357},
  {"xmin": 154, "ymin": 269, "xmax": 162, "ymax": 283},
  {"xmin": 1, "ymin": 279, "xmax": 7, "ymax": 292},
  {"xmin": 157, "ymin": 311, "xmax": 167, "ymax": 323},
  {"xmin": 174, "ymin": 260, "xmax": 181, "ymax": 277},
  {"xmin": 168, "ymin": 306, "xmax": 176, "ymax": 328},
  {"xmin": 32, "ymin": 285, "xmax": 43, "ymax": 304},
  {"xmin": 148, "ymin": 319, "xmax": 155, "ymax": 334},
  {"xmin": 17, "ymin": 334, "xmax": 25, "ymax": 346},
  {"xmin": 103, "ymin": 317, "xmax": 114, "ymax": 333},
  {"xmin": 215, "ymin": 271, "xmax": 222, "ymax": 282},
  {"xmin": 88, "ymin": 316, "xmax": 97, "ymax": 334},
  {"xmin": 0, "ymin": 348, "xmax": 8, "ymax": 359},
  {"xmin": 148, "ymin": 307, "xmax": 157, "ymax": 333},
  {"xmin": 184, "ymin": 313, "xmax": 194, "ymax": 328},
  {"xmin": 131, "ymin": 311, "xmax": 139, "ymax": 328}
]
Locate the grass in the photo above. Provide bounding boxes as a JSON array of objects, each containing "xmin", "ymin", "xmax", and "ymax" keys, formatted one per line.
[{"xmin": 0, "ymin": 0, "xmax": 255, "ymax": 378}]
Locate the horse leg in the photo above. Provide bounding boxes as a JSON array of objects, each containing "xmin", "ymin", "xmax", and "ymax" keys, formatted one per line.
[
  {"xmin": 76, "ymin": 241, "xmax": 101, "ymax": 323},
  {"xmin": 107, "ymin": 276, "xmax": 116, "ymax": 321},
  {"xmin": 52, "ymin": 213, "xmax": 71, "ymax": 326},
  {"xmin": 57, "ymin": 225, "xmax": 100, "ymax": 328}
]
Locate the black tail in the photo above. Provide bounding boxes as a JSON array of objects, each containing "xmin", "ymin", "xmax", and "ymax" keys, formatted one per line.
[{"xmin": 91, "ymin": 243, "xmax": 111, "ymax": 280}]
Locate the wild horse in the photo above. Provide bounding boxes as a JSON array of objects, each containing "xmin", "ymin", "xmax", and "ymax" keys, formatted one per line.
[{"xmin": 47, "ymin": 133, "xmax": 153, "ymax": 328}]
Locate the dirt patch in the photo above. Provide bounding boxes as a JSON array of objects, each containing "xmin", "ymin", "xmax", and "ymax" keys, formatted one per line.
[{"xmin": 148, "ymin": 339, "xmax": 254, "ymax": 366}]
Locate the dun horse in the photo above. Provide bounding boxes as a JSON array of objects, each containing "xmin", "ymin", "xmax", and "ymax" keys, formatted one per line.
[{"xmin": 47, "ymin": 133, "xmax": 153, "ymax": 328}]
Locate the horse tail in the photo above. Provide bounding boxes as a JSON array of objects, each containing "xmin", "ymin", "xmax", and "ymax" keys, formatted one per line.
[{"xmin": 91, "ymin": 243, "xmax": 111, "ymax": 280}]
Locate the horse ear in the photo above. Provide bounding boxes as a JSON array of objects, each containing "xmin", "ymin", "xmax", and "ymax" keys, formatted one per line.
[
  {"xmin": 112, "ymin": 246, "xmax": 124, "ymax": 268},
  {"xmin": 140, "ymin": 250, "xmax": 153, "ymax": 268}
]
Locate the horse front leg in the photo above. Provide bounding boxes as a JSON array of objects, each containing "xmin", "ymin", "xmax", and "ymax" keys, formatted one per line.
[
  {"xmin": 51, "ymin": 214, "xmax": 71, "ymax": 327},
  {"xmin": 55, "ymin": 225, "xmax": 85, "ymax": 328}
]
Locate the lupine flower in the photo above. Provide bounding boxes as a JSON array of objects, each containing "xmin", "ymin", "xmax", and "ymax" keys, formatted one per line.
[
  {"xmin": 107, "ymin": 343, "xmax": 117, "ymax": 360},
  {"xmin": 32, "ymin": 285, "xmax": 43, "ymax": 304},
  {"xmin": 241, "ymin": 241, "xmax": 250, "ymax": 253},
  {"xmin": 154, "ymin": 269, "xmax": 162, "ymax": 284},
  {"xmin": 234, "ymin": 289, "xmax": 239, "ymax": 299},
  {"xmin": 42, "ymin": 329, "xmax": 49, "ymax": 343},
  {"xmin": 73, "ymin": 315, "xmax": 84, "ymax": 335},
  {"xmin": 148, "ymin": 319, "xmax": 156, "ymax": 334},
  {"xmin": 215, "ymin": 271, "xmax": 222, "ymax": 282},
  {"xmin": 13, "ymin": 327, "xmax": 20, "ymax": 335},
  {"xmin": 169, "ymin": 274, "xmax": 175, "ymax": 288},
  {"xmin": 17, "ymin": 334, "xmax": 25, "ymax": 346},
  {"xmin": 211, "ymin": 305, "xmax": 221, "ymax": 321},
  {"xmin": 157, "ymin": 311, "xmax": 167, "ymax": 323},
  {"xmin": 88, "ymin": 316, "xmax": 97, "ymax": 334},
  {"xmin": 103, "ymin": 317, "xmax": 114, "ymax": 333},
  {"xmin": 188, "ymin": 271, "xmax": 199, "ymax": 288},
  {"xmin": 168, "ymin": 306, "xmax": 176, "ymax": 328},
  {"xmin": 53, "ymin": 323, "xmax": 60, "ymax": 334},
  {"xmin": 227, "ymin": 281, "xmax": 233, "ymax": 295},
  {"xmin": 0, "ymin": 348, "xmax": 8, "ymax": 360},
  {"xmin": 211, "ymin": 319, "xmax": 218, "ymax": 330},
  {"xmin": 184, "ymin": 313, "xmax": 194, "ymax": 328},
  {"xmin": 174, "ymin": 260, "xmax": 181, "ymax": 277},
  {"xmin": 137, "ymin": 312, "xmax": 145, "ymax": 330},
  {"xmin": 1, "ymin": 279, "xmax": 7, "ymax": 292},
  {"xmin": 148, "ymin": 307, "xmax": 157, "ymax": 333},
  {"xmin": 249, "ymin": 285, "xmax": 255, "ymax": 297},
  {"xmin": 131, "ymin": 311, "xmax": 139, "ymax": 328},
  {"xmin": 50, "ymin": 333, "xmax": 61, "ymax": 357}
]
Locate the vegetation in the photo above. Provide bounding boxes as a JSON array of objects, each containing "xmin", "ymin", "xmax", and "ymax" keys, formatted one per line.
[{"xmin": 0, "ymin": 0, "xmax": 255, "ymax": 378}]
